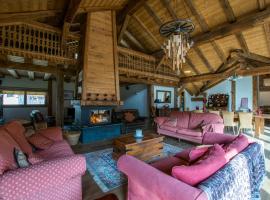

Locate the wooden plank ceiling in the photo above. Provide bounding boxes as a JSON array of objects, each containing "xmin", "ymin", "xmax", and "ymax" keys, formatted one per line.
[
  {"xmin": 116, "ymin": 0, "xmax": 270, "ymax": 94},
  {"xmin": 0, "ymin": 0, "xmax": 270, "ymax": 93}
]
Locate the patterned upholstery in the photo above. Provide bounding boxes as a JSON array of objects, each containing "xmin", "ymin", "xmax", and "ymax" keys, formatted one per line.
[
  {"xmin": 0, "ymin": 122, "xmax": 86, "ymax": 200},
  {"xmin": 0, "ymin": 155, "xmax": 86, "ymax": 200}
]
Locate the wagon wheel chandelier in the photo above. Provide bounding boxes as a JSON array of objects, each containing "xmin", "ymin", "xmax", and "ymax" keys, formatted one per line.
[{"xmin": 159, "ymin": 1, "xmax": 195, "ymax": 75}]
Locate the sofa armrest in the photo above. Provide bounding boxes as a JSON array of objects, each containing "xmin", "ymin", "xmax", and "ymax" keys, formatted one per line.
[
  {"xmin": 36, "ymin": 127, "xmax": 63, "ymax": 142},
  {"xmin": 118, "ymin": 155, "xmax": 205, "ymax": 200},
  {"xmin": 0, "ymin": 155, "xmax": 86, "ymax": 200},
  {"xmin": 154, "ymin": 117, "xmax": 169, "ymax": 126},
  {"xmin": 201, "ymin": 123, "xmax": 224, "ymax": 134}
]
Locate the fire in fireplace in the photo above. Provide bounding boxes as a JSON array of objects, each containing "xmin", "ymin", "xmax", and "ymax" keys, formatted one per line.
[{"xmin": 89, "ymin": 109, "xmax": 111, "ymax": 125}]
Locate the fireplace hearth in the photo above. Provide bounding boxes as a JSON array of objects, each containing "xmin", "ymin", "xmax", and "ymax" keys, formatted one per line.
[{"xmin": 71, "ymin": 101, "xmax": 122, "ymax": 144}]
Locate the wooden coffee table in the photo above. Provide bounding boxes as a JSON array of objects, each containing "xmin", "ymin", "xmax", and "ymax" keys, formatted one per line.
[{"xmin": 112, "ymin": 132, "xmax": 164, "ymax": 161}]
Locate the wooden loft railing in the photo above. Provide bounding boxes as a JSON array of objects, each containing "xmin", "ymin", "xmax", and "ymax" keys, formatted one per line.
[
  {"xmin": 117, "ymin": 46, "xmax": 179, "ymax": 86},
  {"xmin": 0, "ymin": 22, "xmax": 79, "ymax": 65}
]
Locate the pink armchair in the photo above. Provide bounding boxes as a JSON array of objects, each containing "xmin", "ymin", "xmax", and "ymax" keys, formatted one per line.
[{"xmin": 0, "ymin": 121, "xmax": 86, "ymax": 200}]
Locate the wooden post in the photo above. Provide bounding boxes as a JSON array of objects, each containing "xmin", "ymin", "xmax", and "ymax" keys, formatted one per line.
[
  {"xmin": 253, "ymin": 76, "xmax": 258, "ymax": 111},
  {"xmin": 148, "ymin": 85, "xmax": 154, "ymax": 118},
  {"xmin": 56, "ymin": 68, "xmax": 64, "ymax": 127},
  {"xmin": 47, "ymin": 79, "xmax": 53, "ymax": 116},
  {"xmin": 231, "ymin": 81, "xmax": 236, "ymax": 111}
]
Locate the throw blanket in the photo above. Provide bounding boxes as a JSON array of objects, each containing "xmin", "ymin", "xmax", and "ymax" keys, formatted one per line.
[{"xmin": 198, "ymin": 142, "xmax": 266, "ymax": 200}]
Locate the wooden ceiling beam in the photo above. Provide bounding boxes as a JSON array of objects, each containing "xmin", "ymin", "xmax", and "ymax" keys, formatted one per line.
[
  {"xmin": 7, "ymin": 69, "xmax": 20, "ymax": 79},
  {"xmin": 257, "ymin": 0, "xmax": 266, "ymax": 10},
  {"xmin": 194, "ymin": 6, "xmax": 270, "ymax": 46},
  {"xmin": 235, "ymin": 33, "xmax": 249, "ymax": 54},
  {"xmin": 184, "ymin": 0, "xmax": 209, "ymax": 32},
  {"xmin": 124, "ymin": 30, "xmax": 147, "ymax": 52},
  {"xmin": 211, "ymin": 41, "xmax": 226, "ymax": 63},
  {"xmin": 155, "ymin": 55, "xmax": 166, "ymax": 72},
  {"xmin": 160, "ymin": 0, "xmax": 178, "ymax": 20},
  {"xmin": 0, "ymin": 60, "xmax": 75, "ymax": 76},
  {"xmin": 28, "ymin": 71, "xmax": 35, "ymax": 80},
  {"xmin": 219, "ymin": 0, "xmax": 236, "ymax": 22},
  {"xmin": 62, "ymin": 0, "xmax": 82, "ymax": 47},
  {"xmin": 0, "ymin": 10, "xmax": 62, "ymax": 21},
  {"xmin": 180, "ymin": 64, "xmax": 270, "ymax": 83},
  {"xmin": 132, "ymin": 15, "xmax": 161, "ymax": 46},
  {"xmin": 263, "ymin": 23, "xmax": 270, "ymax": 56},
  {"xmin": 118, "ymin": 15, "xmax": 131, "ymax": 44},
  {"xmin": 186, "ymin": 56, "xmax": 201, "ymax": 75},
  {"xmin": 117, "ymin": 0, "xmax": 146, "ymax": 25},
  {"xmin": 194, "ymin": 46, "xmax": 215, "ymax": 72},
  {"xmin": 143, "ymin": 2, "xmax": 162, "ymax": 26}
]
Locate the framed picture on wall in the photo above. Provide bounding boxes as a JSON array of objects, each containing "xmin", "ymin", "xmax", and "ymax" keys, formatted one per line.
[{"xmin": 64, "ymin": 90, "xmax": 74, "ymax": 100}]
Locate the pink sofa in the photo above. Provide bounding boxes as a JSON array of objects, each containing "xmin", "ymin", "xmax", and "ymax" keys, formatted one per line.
[
  {"xmin": 0, "ymin": 121, "xmax": 86, "ymax": 200},
  {"xmin": 155, "ymin": 111, "xmax": 224, "ymax": 143},
  {"xmin": 117, "ymin": 133, "xmax": 246, "ymax": 200}
]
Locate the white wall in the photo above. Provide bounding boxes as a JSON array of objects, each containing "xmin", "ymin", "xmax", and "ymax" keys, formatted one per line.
[
  {"xmin": 184, "ymin": 76, "xmax": 253, "ymax": 112},
  {"xmin": 235, "ymin": 76, "xmax": 253, "ymax": 110},
  {"xmin": 0, "ymin": 77, "xmax": 75, "ymax": 122},
  {"xmin": 120, "ymin": 84, "xmax": 149, "ymax": 117},
  {"xmin": 153, "ymin": 85, "xmax": 175, "ymax": 108}
]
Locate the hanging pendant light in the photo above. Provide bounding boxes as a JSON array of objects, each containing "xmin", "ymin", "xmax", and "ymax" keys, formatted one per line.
[{"xmin": 160, "ymin": 19, "xmax": 195, "ymax": 75}]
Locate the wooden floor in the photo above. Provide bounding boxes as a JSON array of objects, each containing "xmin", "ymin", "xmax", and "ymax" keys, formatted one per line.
[{"xmin": 72, "ymin": 128, "xmax": 270, "ymax": 200}]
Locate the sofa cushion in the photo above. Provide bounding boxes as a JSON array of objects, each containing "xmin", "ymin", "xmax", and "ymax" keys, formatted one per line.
[
  {"xmin": 188, "ymin": 113, "xmax": 223, "ymax": 130},
  {"xmin": 172, "ymin": 144, "xmax": 226, "ymax": 186},
  {"xmin": 176, "ymin": 128, "xmax": 202, "ymax": 137},
  {"xmin": 0, "ymin": 129, "xmax": 20, "ymax": 174},
  {"xmin": 163, "ymin": 118, "xmax": 177, "ymax": 127},
  {"xmin": 27, "ymin": 134, "xmax": 54, "ymax": 150},
  {"xmin": 36, "ymin": 127, "xmax": 63, "ymax": 142},
  {"xmin": 4, "ymin": 121, "xmax": 33, "ymax": 155},
  {"xmin": 36, "ymin": 140, "xmax": 74, "ymax": 160},
  {"xmin": 151, "ymin": 156, "xmax": 188, "ymax": 175},
  {"xmin": 175, "ymin": 145, "xmax": 211, "ymax": 163},
  {"xmin": 223, "ymin": 134, "xmax": 250, "ymax": 161},
  {"xmin": 160, "ymin": 125, "xmax": 178, "ymax": 132},
  {"xmin": 170, "ymin": 111, "xmax": 190, "ymax": 129}
]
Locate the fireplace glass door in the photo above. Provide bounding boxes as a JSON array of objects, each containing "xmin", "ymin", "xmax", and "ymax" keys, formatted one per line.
[{"xmin": 89, "ymin": 109, "xmax": 111, "ymax": 125}]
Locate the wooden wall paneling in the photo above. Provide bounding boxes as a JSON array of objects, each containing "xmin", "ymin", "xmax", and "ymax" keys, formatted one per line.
[
  {"xmin": 82, "ymin": 11, "xmax": 120, "ymax": 105},
  {"xmin": 56, "ymin": 68, "xmax": 64, "ymax": 126},
  {"xmin": 231, "ymin": 80, "xmax": 236, "ymax": 111}
]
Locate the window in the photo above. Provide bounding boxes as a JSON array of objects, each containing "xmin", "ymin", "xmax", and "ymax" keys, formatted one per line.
[
  {"xmin": 3, "ymin": 90, "xmax": 25, "ymax": 105},
  {"xmin": 1, "ymin": 90, "xmax": 47, "ymax": 106},
  {"xmin": 26, "ymin": 91, "xmax": 46, "ymax": 105}
]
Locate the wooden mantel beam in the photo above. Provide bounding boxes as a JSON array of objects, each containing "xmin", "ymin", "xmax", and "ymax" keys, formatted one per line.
[{"xmin": 194, "ymin": 6, "xmax": 270, "ymax": 46}]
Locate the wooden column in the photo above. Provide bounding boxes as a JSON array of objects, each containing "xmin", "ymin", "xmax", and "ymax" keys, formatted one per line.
[
  {"xmin": 253, "ymin": 76, "xmax": 258, "ymax": 111},
  {"xmin": 231, "ymin": 81, "xmax": 236, "ymax": 111},
  {"xmin": 56, "ymin": 68, "xmax": 64, "ymax": 127},
  {"xmin": 47, "ymin": 79, "xmax": 53, "ymax": 116},
  {"xmin": 148, "ymin": 84, "xmax": 154, "ymax": 110}
]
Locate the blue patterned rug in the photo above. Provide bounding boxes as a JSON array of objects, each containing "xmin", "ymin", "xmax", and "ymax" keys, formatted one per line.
[{"xmin": 84, "ymin": 143, "xmax": 182, "ymax": 192}]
